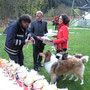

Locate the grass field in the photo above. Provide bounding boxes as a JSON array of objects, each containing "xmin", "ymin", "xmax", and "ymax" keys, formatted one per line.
[{"xmin": 0, "ymin": 24, "xmax": 90, "ymax": 90}]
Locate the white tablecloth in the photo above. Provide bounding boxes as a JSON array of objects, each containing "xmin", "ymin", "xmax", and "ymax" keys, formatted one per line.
[{"xmin": 0, "ymin": 68, "xmax": 23, "ymax": 90}]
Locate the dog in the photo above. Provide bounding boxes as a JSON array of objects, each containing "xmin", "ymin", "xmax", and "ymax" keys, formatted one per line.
[
  {"xmin": 56, "ymin": 52, "xmax": 89, "ymax": 81},
  {"xmin": 40, "ymin": 50, "xmax": 89, "ymax": 85},
  {"xmin": 56, "ymin": 52, "xmax": 88, "ymax": 60},
  {"xmin": 40, "ymin": 51, "xmax": 58, "ymax": 73},
  {"xmin": 73, "ymin": 53, "xmax": 83, "ymax": 59},
  {"xmin": 56, "ymin": 52, "xmax": 68, "ymax": 60}
]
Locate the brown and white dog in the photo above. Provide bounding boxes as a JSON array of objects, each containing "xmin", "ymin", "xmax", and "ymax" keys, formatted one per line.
[
  {"xmin": 40, "ymin": 51, "xmax": 89, "ymax": 85},
  {"xmin": 56, "ymin": 52, "xmax": 89, "ymax": 82},
  {"xmin": 56, "ymin": 52, "xmax": 84, "ymax": 60}
]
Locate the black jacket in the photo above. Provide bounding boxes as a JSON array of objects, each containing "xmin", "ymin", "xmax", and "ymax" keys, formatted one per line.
[
  {"xmin": 5, "ymin": 20, "xmax": 31, "ymax": 55},
  {"xmin": 30, "ymin": 20, "xmax": 48, "ymax": 46}
]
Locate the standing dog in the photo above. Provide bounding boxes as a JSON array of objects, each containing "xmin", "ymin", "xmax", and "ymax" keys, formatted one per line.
[
  {"xmin": 56, "ymin": 52, "xmax": 83, "ymax": 60},
  {"xmin": 56, "ymin": 52, "xmax": 89, "ymax": 81},
  {"xmin": 40, "ymin": 50, "xmax": 89, "ymax": 85}
]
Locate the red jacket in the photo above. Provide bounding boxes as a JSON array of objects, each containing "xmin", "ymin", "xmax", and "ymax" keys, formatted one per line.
[{"xmin": 53, "ymin": 23, "xmax": 69, "ymax": 50}]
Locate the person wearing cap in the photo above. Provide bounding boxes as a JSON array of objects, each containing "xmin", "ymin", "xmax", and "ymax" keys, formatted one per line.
[
  {"xmin": 5, "ymin": 14, "xmax": 34, "ymax": 66},
  {"xmin": 30, "ymin": 11, "xmax": 48, "ymax": 72}
]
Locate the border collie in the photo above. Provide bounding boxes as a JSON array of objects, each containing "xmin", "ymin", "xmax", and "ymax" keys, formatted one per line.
[{"xmin": 40, "ymin": 51, "xmax": 89, "ymax": 85}]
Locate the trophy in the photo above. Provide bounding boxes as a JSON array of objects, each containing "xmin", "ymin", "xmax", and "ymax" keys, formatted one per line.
[
  {"xmin": 16, "ymin": 65, "xmax": 29, "ymax": 88},
  {"xmin": 24, "ymin": 77, "xmax": 34, "ymax": 90},
  {"xmin": 12, "ymin": 64, "xmax": 20, "ymax": 84}
]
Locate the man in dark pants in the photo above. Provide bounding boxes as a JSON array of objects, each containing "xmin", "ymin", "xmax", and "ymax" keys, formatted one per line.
[
  {"xmin": 5, "ymin": 14, "xmax": 34, "ymax": 66},
  {"xmin": 30, "ymin": 11, "xmax": 48, "ymax": 72}
]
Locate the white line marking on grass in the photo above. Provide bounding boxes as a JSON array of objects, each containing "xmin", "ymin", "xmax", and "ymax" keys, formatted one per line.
[{"xmin": 69, "ymin": 28, "xmax": 90, "ymax": 30}]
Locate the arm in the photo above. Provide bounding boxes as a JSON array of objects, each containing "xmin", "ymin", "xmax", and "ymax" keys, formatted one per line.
[
  {"xmin": 53, "ymin": 27, "xmax": 69, "ymax": 44},
  {"xmin": 30, "ymin": 22, "xmax": 41, "ymax": 40},
  {"xmin": 45, "ymin": 22, "xmax": 48, "ymax": 33},
  {"xmin": 30, "ymin": 22, "xmax": 37, "ymax": 39}
]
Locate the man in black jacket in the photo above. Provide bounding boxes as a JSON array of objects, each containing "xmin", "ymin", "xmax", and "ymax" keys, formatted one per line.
[
  {"xmin": 30, "ymin": 11, "xmax": 48, "ymax": 72},
  {"xmin": 5, "ymin": 14, "xmax": 34, "ymax": 66}
]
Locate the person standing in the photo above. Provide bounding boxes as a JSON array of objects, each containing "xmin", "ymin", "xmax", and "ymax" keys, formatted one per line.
[
  {"xmin": 54, "ymin": 15, "xmax": 59, "ymax": 30},
  {"xmin": 52, "ymin": 14, "xmax": 70, "ymax": 53},
  {"xmin": 30, "ymin": 11, "xmax": 48, "ymax": 72},
  {"xmin": 5, "ymin": 14, "xmax": 34, "ymax": 66}
]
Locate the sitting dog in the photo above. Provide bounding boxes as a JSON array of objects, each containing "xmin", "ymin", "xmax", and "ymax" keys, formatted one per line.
[{"xmin": 40, "ymin": 50, "xmax": 89, "ymax": 85}]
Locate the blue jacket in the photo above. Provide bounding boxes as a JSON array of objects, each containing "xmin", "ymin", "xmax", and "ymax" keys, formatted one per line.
[{"xmin": 5, "ymin": 20, "xmax": 31, "ymax": 55}]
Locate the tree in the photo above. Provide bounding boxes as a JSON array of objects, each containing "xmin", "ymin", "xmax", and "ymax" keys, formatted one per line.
[{"xmin": 0, "ymin": 0, "xmax": 73, "ymax": 19}]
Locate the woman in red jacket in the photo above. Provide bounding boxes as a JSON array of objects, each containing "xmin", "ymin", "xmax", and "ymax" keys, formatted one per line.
[{"xmin": 52, "ymin": 14, "xmax": 70, "ymax": 53}]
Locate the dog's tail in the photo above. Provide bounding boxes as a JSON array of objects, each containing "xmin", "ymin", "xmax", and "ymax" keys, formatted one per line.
[{"xmin": 81, "ymin": 56, "xmax": 89, "ymax": 63}]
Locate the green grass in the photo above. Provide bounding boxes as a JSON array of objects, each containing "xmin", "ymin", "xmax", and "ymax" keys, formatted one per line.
[
  {"xmin": 0, "ymin": 27, "xmax": 5, "ymax": 33},
  {"xmin": 0, "ymin": 25, "xmax": 90, "ymax": 90},
  {"xmin": 47, "ymin": 23, "xmax": 55, "ymax": 30}
]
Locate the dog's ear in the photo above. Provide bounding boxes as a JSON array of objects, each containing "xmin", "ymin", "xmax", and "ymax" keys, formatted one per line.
[
  {"xmin": 44, "ymin": 51, "xmax": 52, "ymax": 63},
  {"xmin": 66, "ymin": 52, "xmax": 68, "ymax": 55},
  {"xmin": 48, "ymin": 50, "xmax": 50, "ymax": 52},
  {"xmin": 47, "ymin": 50, "xmax": 51, "ymax": 56},
  {"xmin": 45, "ymin": 51, "xmax": 51, "ymax": 57},
  {"xmin": 45, "ymin": 52, "xmax": 49, "ymax": 57},
  {"xmin": 62, "ymin": 52, "xmax": 68, "ymax": 60},
  {"xmin": 74, "ymin": 53, "xmax": 83, "ymax": 59}
]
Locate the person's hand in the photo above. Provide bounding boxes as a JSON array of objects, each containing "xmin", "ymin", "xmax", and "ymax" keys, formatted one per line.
[
  {"xmin": 30, "ymin": 37, "xmax": 35, "ymax": 44},
  {"xmin": 25, "ymin": 37, "xmax": 35, "ymax": 48},
  {"xmin": 36, "ymin": 36, "xmax": 41, "ymax": 40},
  {"xmin": 50, "ymin": 39, "xmax": 53, "ymax": 42},
  {"xmin": 25, "ymin": 39, "xmax": 29, "ymax": 45},
  {"xmin": 52, "ymin": 36, "xmax": 57, "ymax": 38}
]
